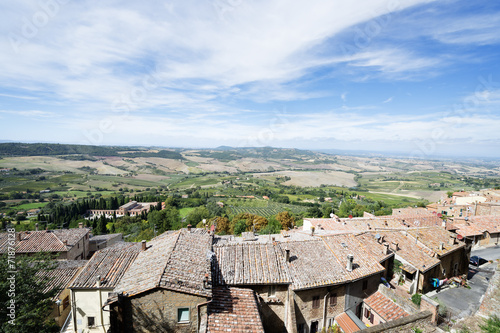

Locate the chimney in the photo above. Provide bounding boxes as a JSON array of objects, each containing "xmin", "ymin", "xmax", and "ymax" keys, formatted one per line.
[
  {"xmin": 311, "ymin": 226, "xmax": 315, "ymax": 236},
  {"xmin": 439, "ymin": 242, "xmax": 444, "ymax": 251},
  {"xmin": 79, "ymin": 222, "xmax": 83, "ymax": 229},
  {"xmin": 383, "ymin": 243, "xmax": 390, "ymax": 255},
  {"xmin": 367, "ymin": 223, "xmax": 371, "ymax": 230},
  {"xmin": 448, "ymin": 237, "xmax": 455, "ymax": 246},
  {"xmin": 16, "ymin": 233, "xmax": 21, "ymax": 242},
  {"xmin": 35, "ymin": 223, "xmax": 38, "ymax": 231},
  {"xmin": 384, "ymin": 220, "xmax": 388, "ymax": 226},
  {"xmin": 285, "ymin": 249, "xmax": 290, "ymax": 262},
  {"xmin": 187, "ymin": 224, "xmax": 192, "ymax": 232},
  {"xmin": 346, "ymin": 254, "xmax": 354, "ymax": 272},
  {"xmin": 96, "ymin": 275, "xmax": 101, "ymax": 287},
  {"xmin": 392, "ymin": 242, "xmax": 399, "ymax": 251},
  {"xmin": 63, "ymin": 240, "xmax": 68, "ymax": 246},
  {"xmin": 142, "ymin": 240, "xmax": 147, "ymax": 251}
]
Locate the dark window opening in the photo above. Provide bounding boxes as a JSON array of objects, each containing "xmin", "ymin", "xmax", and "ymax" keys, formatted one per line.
[
  {"xmin": 312, "ymin": 296, "xmax": 320, "ymax": 309},
  {"xmin": 329, "ymin": 293, "xmax": 337, "ymax": 306},
  {"xmin": 362, "ymin": 280, "xmax": 368, "ymax": 290}
]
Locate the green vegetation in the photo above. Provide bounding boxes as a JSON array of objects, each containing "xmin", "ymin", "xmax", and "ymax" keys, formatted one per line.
[
  {"xmin": 479, "ymin": 315, "xmax": 500, "ymax": 333},
  {"xmin": 411, "ymin": 293, "xmax": 422, "ymax": 306},
  {"xmin": 0, "ymin": 252, "xmax": 60, "ymax": 332}
]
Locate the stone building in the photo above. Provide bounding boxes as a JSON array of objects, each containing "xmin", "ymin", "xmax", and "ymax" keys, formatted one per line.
[
  {"xmin": 108, "ymin": 229, "xmax": 213, "ymax": 333},
  {"xmin": 0, "ymin": 226, "xmax": 90, "ymax": 260}
]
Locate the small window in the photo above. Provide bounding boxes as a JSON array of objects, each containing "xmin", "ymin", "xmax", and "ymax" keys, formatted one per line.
[
  {"xmin": 268, "ymin": 285, "xmax": 276, "ymax": 297},
  {"xmin": 369, "ymin": 312, "xmax": 374, "ymax": 324},
  {"xmin": 63, "ymin": 296, "xmax": 70, "ymax": 310},
  {"xmin": 329, "ymin": 293, "xmax": 337, "ymax": 306},
  {"xmin": 177, "ymin": 308, "xmax": 190, "ymax": 323},
  {"xmin": 365, "ymin": 308, "xmax": 370, "ymax": 318},
  {"xmin": 362, "ymin": 280, "xmax": 368, "ymax": 290},
  {"xmin": 87, "ymin": 316, "xmax": 95, "ymax": 328},
  {"xmin": 312, "ymin": 296, "xmax": 320, "ymax": 309}
]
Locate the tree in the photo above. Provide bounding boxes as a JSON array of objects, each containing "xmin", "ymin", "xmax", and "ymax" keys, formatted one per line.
[
  {"xmin": 0, "ymin": 252, "xmax": 60, "ymax": 332},
  {"xmin": 185, "ymin": 206, "xmax": 210, "ymax": 226},
  {"xmin": 276, "ymin": 211, "xmax": 294, "ymax": 230}
]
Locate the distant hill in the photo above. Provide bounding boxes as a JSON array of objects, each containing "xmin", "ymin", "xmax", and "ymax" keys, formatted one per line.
[{"xmin": 0, "ymin": 143, "xmax": 184, "ymax": 160}]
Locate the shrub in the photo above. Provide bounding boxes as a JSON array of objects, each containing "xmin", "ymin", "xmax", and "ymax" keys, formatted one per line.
[{"xmin": 411, "ymin": 293, "xmax": 422, "ymax": 306}]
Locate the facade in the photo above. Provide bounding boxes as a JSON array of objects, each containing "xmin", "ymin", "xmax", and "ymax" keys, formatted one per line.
[
  {"xmin": 70, "ymin": 242, "xmax": 141, "ymax": 332},
  {"xmin": 88, "ymin": 201, "xmax": 158, "ymax": 217}
]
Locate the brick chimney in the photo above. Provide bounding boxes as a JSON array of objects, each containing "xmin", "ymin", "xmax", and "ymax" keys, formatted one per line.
[
  {"xmin": 346, "ymin": 254, "xmax": 354, "ymax": 272},
  {"xmin": 16, "ymin": 233, "xmax": 21, "ymax": 242},
  {"xmin": 63, "ymin": 240, "xmax": 68, "ymax": 246},
  {"xmin": 383, "ymin": 243, "xmax": 390, "ymax": 255},
  {"xmin": 448, "ymin": 237, "xmax": 455, "ymax": 246},
  {"xmin": 142, "ymin": 240, "xmax": 147, "ymax": 251},
  {"xmin": 78, "ymin": 222, "xmax": 83, "ymax": 229}
]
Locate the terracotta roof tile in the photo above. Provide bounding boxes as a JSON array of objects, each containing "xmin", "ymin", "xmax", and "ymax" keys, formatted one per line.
[
  {"xmin": 364, "ymin": 291, "xmax": 408, "ymax": 321},
  {"xmin": 207, "ymin": 287, "xmax": 264, "ymax": 333},
  {"xmin": 335, "ymin": 312, "xmax": 360, "ymax": 333},
  {"xmin": 38, "ymin": 260, "xmax": 87, "ymax": 299}
]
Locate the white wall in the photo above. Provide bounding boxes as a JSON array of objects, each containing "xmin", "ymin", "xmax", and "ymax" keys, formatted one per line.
[{"xmin": 72, "ymin": 289, "xmax": 111, "ymax": 333}]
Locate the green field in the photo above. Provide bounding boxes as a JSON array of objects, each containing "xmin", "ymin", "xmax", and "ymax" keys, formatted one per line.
[
  {"xmin": 179, "ymin": 207, "xmax": 196, "ymax": 218},
  {"xmin": 10, "ymin": 202, "xmax": 50, "ymax": 210}
]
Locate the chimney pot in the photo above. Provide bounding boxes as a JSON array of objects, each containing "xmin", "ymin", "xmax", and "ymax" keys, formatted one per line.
[
  {"xmin": 285, "ymin": 249, "xmax": 290, "ymax": 262},
  {"xmin": 35, "ymin": 223, "xmax": 39, "ymax": 231},
  {"xmin": 311, "ymin": 226, "xmax": 315, "ymax": 236},
  {"xmin": 187, "ymin": 224, "xmax": 192, "ymax": 232},
  {"xmin": 439, "ymin": 242, "xmax": 444, "ymax": 251},
  {"xmin": 79, "ymin": 222, "xmax": 83, "ymax": 229},
  {"xmin": 383, "ymin": 243, "xmax": 390, "ymax": 255},
  {"xmin": 142, "ymin": 240, "xmax": 147, "ymax": 251},
  {"xmin": 448, "ymin": 237, "xmax": 455, "ymax": 246},
  {"xmin": 16, "ymin": 233, "xmax": 21, "ymax": 242},
  {"xmin": 346, "ymin": 254, "xmax": 354, "ymax": 272},
  {"xmin": 96, "ymin": 275, "xmax": 101, "ymax": 287},
  {"xmin": 63, "ymin": 240, "xmax": 68, "ymax": 246}
]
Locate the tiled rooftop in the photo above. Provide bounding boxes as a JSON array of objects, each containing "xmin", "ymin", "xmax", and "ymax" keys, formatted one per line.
[
  {"xmin": 354, "ymin": 233, "xmax": 393, "ymax": 263},
  {"xmin": 70, "ymin": 242, "xmax": 141, "ymax": 289},
  {"xmin": 470, "ymin": 215, "xmax": 500, "ymax": 234},
  {"xmin": 364, "ymin": 291, "xmax": 408, "ymax": 321},
  {"xmin": 406, "ymin": 227, "xmax": 465, "ymax": 257},
  {"xmin": 373, "ymin": 231, "xmax": 439, "ymax": 273},
  {"xmin": 115, "ymin": 229, "xmax": 213, "ymax": 298},
  {"xmin": 39, "ymin": 260, "xmax": 87, "ymax": 299},
  {"xmin": 213, "ymin": 242, "xmax": 291, "ymax": 286},
  {"xmin": 335, "ymin": 312, "xmax": 361, "ymax": 333},
  {"xmin": 207, "ymin": 287, "xmax": 264, "ymax": 333},
  {"xmin": 0, "ymin": 228, "xmax": 89, "ymax": 254}
]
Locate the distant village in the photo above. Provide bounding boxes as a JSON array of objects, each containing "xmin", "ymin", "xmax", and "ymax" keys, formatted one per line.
[{"xmin": 1, "ymin": 189, "xmax": 500, "ymax": 332}]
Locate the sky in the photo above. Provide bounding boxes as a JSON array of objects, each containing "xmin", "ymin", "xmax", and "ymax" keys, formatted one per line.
[{"xmin": 1, "ymin": 0, "xmax": 500, "ymax": 158}]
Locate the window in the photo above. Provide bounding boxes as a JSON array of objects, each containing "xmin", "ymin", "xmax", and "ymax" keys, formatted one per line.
[
  {"xmin": 297, "ymin": 323, "xmax": 305, "ymax": 333},
  {"xmin": 365, "ymin": 308, "xmax": 370, "ymax": 318},
  {"xmin": 312, "ymin": 296, "xmax": 320, "ymax": 309},
  {"xmin": 177, "ymin": 308, "xmax": 190, "ymax": 323},
  {"xmin": 362, "ymin": 280, "xmax": 368, "ymax": 291},
  {"xmin": 329, "ymin": 293, "xmax": 337, "ymax": 307},
  {"xmin": 87, "ymin": 316, "xmax": 95, "ymax": 328},
  {"xmin": 369, "ymin": 312, "xmax": 374, "ymax": 324},
  {"xmin": 63, "ymin": 296, "xmax": 70, "ymax": 310},
  {"xmin": 268, "ymin": 285, "xmax": 276, "ymax": 297}
]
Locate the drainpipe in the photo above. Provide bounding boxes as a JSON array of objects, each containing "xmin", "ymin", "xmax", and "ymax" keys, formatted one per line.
[
  {"xmin": 71, "ymin": 289, "xmax": 77, "ymax": 332},
  {"xmin": 197, "ymin": 300, "xmax": 212, "ymax": 333},
  {"xmin": 323, "ymin": 292, "xmax": 330, "ymax": 329}
]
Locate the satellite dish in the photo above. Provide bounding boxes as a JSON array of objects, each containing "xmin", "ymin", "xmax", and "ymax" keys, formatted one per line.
[
  {"xmin": 375, "ymin": 233, "xmax": 381, "ymax": 240},
  {"xmin": 415, "ymin": 220, "xmax": 420, "ymax": 226},
  {"xmin": 330, "ymin": 213, "xmax": 334, "ymax": 218}
]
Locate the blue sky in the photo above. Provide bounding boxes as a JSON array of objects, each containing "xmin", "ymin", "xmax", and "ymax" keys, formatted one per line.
[{"xmin": 1, "ymin": 0, "xmax": 500, "ymax": 157}]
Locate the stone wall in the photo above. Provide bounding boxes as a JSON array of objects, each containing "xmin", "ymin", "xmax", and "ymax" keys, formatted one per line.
[
  {"xmin": 361, "ymin": 311, "xmax": 433, "ymax": 333},
  {"xmin": 113, "ymin": 288, "xmax": 208, "ymax": 333}
]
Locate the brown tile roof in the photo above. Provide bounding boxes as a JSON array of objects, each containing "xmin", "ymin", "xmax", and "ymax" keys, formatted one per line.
[
  {"xmin": 335, "ymin": 312, "xmax": 360, "ymax": 333},
  {"xmin": 305, "ymin": 217, "xmax": 405, "ymax": 233},
  {"xmin": 406, "ymin": 227, "xmax": 465, "ymax": 257},
  {"xmin": 364, "ymin": 291, "xmax": 408, "ymax": 321},
  {"xmin": 38, "ymin": 260, "xmax": 88, "ymax": 299},
  {"xmin": 470, "ymin": 215, "xmax": 500, "ymax": 234},
  {"xmin": 213, "ymin": 243, "xmax": 291, "ymax": 286},
  {"xmin": 207, "ymin": 287, "xmax": 264, "ymax": 333},
  {"xmin": 115, "ymin": 229, "xmax": 213, "ymax": 298},
  {"xmin": 70, "ymin": 242, "xmax": 141, "ymax": 289},
  {"xmin": 455, "ymin": 224, "xmax": 484, "ymax": 237},
  {"xmin": 374, "ymin": 231, "xmax": 439, "ymax": 273},
  {"xmin": 354, "ymin": 233, "xmax": 394, "ymax": 263},
  {"xmin": 0, "ymin": 228, "xmax": 90, "ymax": 254}
]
